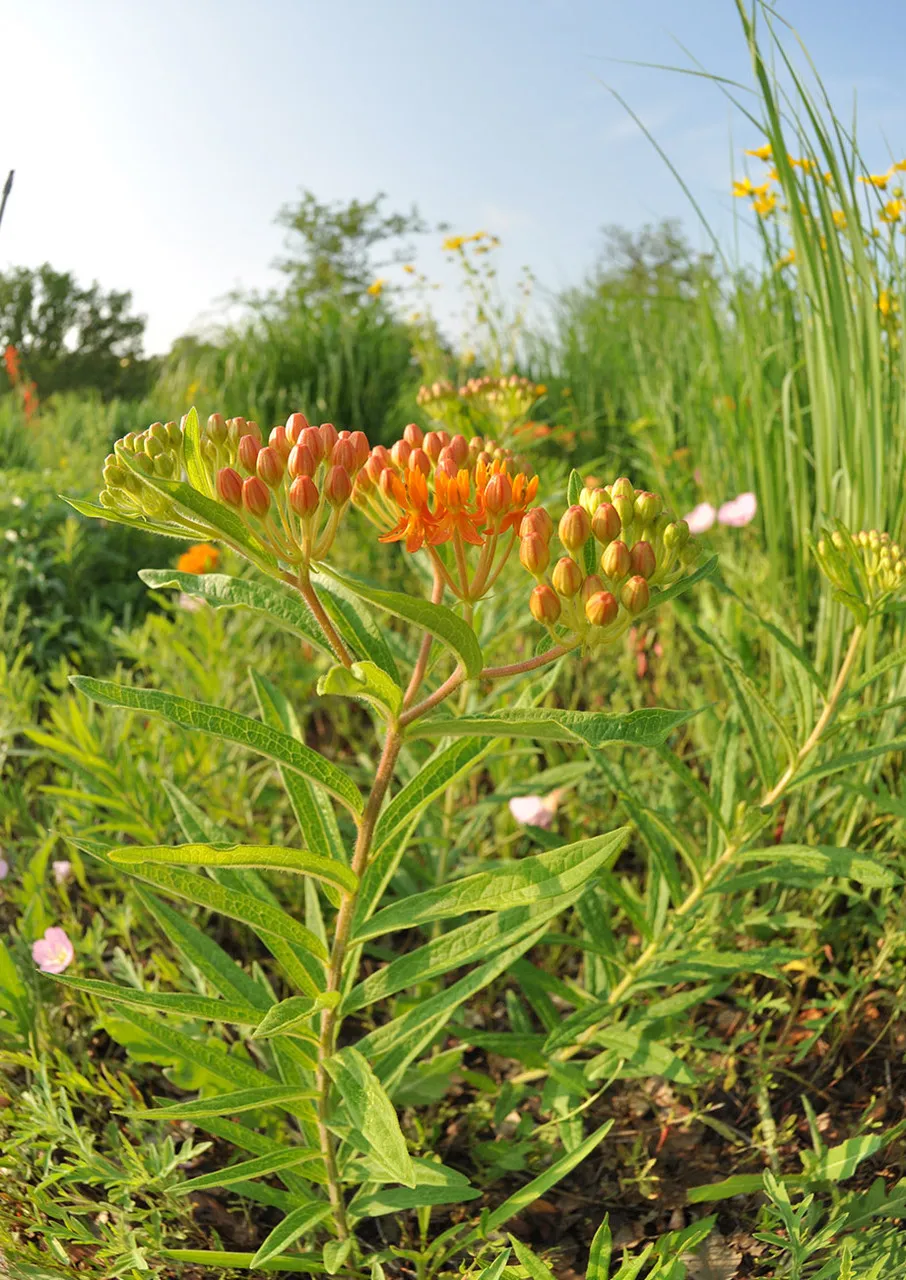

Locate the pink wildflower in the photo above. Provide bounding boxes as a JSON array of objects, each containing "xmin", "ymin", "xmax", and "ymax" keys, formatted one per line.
[
  {"xmin": 718, "ymin": 492, "xmax": 757, "ymax": 527},
  {"xmin": 684, "ymin": 502, "xmax": 717, "ymax": 534},
  {"xmin": 32, "ymin": 927, "xmax": 74, "ymax": 974},
  {"xmin": 509, "ymin": 793, "xmax": 560, "ymax": 829},
  {"xmin": 52, "ymin": 860, "xmax": 73, "ymax": 886}
]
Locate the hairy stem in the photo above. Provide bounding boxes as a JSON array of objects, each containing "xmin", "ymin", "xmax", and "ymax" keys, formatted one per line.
[
  {"xmin": 399, "ymin": 645, "xmax": 573, "ymax": 728},
  {"xmin": 403, "ymin": 569, "xmax": 444, "ymax": 709},
  {"xmin": 299, "ymin": 572, "xmax": 353, "ymax": 667}
]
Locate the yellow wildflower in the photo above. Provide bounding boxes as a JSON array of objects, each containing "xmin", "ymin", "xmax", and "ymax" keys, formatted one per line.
[
  {"xmin": 745, "ymin": 143, "xmax": 772, "ymax": 161},
  {"xmin": 442, "ymin": 235, "xmax": 467, "ymax": 252},
  {"xmin": 858, "ymin": 170, "xmax": 893, "ymax": 190},
  {"xmin": 880, "ymin": 199, "xmax": 904, "ymax": 224},
  {"xmin": 776, "ymin": 248, "xmax": 796, "ymax": 270},
  {"xmin": 879, "ymin": 290, "xmax": 893, "ymax": 317},
  {"xmin": 753, "ymin": 190, "xmax": 777, "ymax": 217},
  {"xmin": 732, "ymin": 177, "xmax": 756, "ymax": 198},
  {"xmin": 832, "ymin": 209, "xmax": 847, "ymax": 230},
  {"xmin": 367, "ymin": 278, "xmax": 386, "ymax": 296},
  {"xmin": 402, "ymin": 264, "xmax": 415, "ymax": 274},
  {"xmin": 893, "ymin": 159, "xmax": 906, "ymax": 172}
]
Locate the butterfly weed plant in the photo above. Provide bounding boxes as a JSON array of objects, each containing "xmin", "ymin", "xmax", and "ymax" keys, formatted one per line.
[{"xmin": 33, "ymin": 398, "xmax": 906, "ymax": 1276}]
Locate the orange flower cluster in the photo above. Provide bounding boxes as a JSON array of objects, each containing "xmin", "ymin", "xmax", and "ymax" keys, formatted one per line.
[
  {"xmin": 353, "ymin": 423, "xmax": 539, "ymax": 601},
  {"xmin": 3, "ymin": 344, "xmax": 39, "ymax": 421},
  {"xmin": 177, "ymin": 543, "xmax": 220, "ymax": 574},
  {"xmin": 3, "ymin": 344, "xmax": 20, "ymax": 384},
  {"xmin": 518, "ymin": 477, "xmax": 695, "ymax": 650}
]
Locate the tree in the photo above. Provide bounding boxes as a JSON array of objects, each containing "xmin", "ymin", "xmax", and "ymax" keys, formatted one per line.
[
  {"xmin": 0, "ymin": 264, "xmax": 153, "ymax": 399},
  {"xmin": 594, "ymin": 219, "xmax": 719, "ymax": 300},
  {"xmin": 274, "ymin": 190, "xmax": 432, "ymax": 305}
]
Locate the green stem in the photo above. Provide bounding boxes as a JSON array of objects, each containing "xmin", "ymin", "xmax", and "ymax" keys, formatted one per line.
[{"xmin": 299, "ymin": 571, "xmax": 352, "ymax": 667}]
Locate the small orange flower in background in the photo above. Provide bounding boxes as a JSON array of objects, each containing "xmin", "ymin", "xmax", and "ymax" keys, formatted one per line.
[
  {"xmin": 177, "ymin": 543, "xmax": 220, "ymax": 574},
  {"xmin": 3, "ymin": 344, "xmax": 20, "ymax": 384}
]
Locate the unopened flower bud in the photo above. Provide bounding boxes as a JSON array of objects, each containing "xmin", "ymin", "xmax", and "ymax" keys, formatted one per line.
[
  {"xmin": 552, "ymin": 556, "xmax": 584, "ymax": 597},
  {"xmin": 230, "ymin": 416, "xmax": 249, "ymax": 439},
  {"xmin": 331, "ymin": 439, "xmax": 356, "ymax": 472},
  {"xmin": 256, "ymin": 445, "xmax": 284, "ymax": 488},
  {"xmin": 242, "ymin": 475, "xmax": 271, "ymax": 517},
  {"xmin": 349, "ymin": 431, "xmax": 370, "ymax": 468},
  {"xmin": 424, "ymin": 431, "xmax": 445, "ymax": 463},
  {"xmin": 520, "ymin": 534, "xmax": 550, "ymax": 576},
  {"xmin": 144, "ymin": 434, "xmax": 165, "ymax": 460},
  {"xmin": 366, "ymin": 453, "xmax": 388, "ymax": 485},
  {"xmin": 585, "ymin": 590, "xmax": 619, "ymax": 628},
  {"xmin": 103, "ymin": 462, "xmax": 127, "ymax": 489},
  {"xmin": 663, "ymin": 520, "xmax": 690, "ymax": 550},
  {"xmin": 391, "ymin": 439, "xmax": 412, "ymax": 468},
  {"xmin": 148, "ymin": 421, "xmax": 168, "ymax": 444},
  {"xmin": 601, "ymin": 540, "xmax": 631, "ymax": 581},
  {"xmin": 207, "ymin": 413, "xmax": 227, "ymax": 445},
  {"xmin": 288, "ymin": 444, "xmax": 316, "ymax": 479},
  {"xmin": 621, "ymin": 575, "xmax": 650, "ymax": 615},
  {"xmin": 166, "ymin": 420, "xmax": 183, "ymax": 448},
  {"xmin": 301, "ymin": 426, "xmax": 324, "ymax": 463},
  {"xmin": 635, "ymin": 491, "xmax": 662, "ymax": 525},
  {"xmin": 579, "ymin": 487, "xmax": 608, "ymax": 516},
  {"xmin": 448, "ymin": 434, "xmax": 469, "ymax": 466},
  {"xmin": 437, "ymin": 452, "xmax": 459, "ymax": 478},
  {"xmin": 629, "ymin": 540, "xmax": 657, "ymax": 580},
  {"xmin": 611, "ymin": 476, "xmax": 634, "ymax": 500},
  {"xmin": 325, "ymin": 464, "xmax": 352, "ymax": 508},
  {"xmin": 217, "ymin": 466, "xmax": 243, "ymax": 507},
  {"xmin": 613, "ymin": 494, "xmax": 635, "ymax": 528},
  {"xmin": 319, "ymin": 423, "xmax": 338, "ymax": 455},
  {"xmin": 485, "ymin": 472, "xmax": 513, "ymax": 516},
  {"xmin": 286, "ymin": 412, "xmax": 309, "ymax": 444},
  {"xmin": 238, "ymin": 433, "xmax": 261, "ymax": 472},
  {"xmin": 404, "ymin": 422, "xmax": 424, "ymax": 448},
  {"xmin": 580, "ymin": 574, "xmax": 605, "ymax": 603},
  {"xmin": 591, "ymin": 502, "xmax": 621, "ymax": 545},
  {"xmin": 558, "ymin": 504, "xmax": 591, "ymax": 552},
  {"xmin": 409, "ymin": 447, "xmax": 431, "ymax": 476},
  {"xmin": 530, "ymin": 583, "xmax": 562, "ymax": 625},
  {"xmin": 520, "ymin": 507, "xmax": 554, "ymax": 541},
  {"xmin": 269, "ymin": 425, "xmax": 292, "ymax": 460},
  {"xmin": 289, "ymin": 475, "xmax": 319, "ymax": 518}
]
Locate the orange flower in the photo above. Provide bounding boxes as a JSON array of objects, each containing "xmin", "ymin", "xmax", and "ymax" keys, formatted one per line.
[
  {"xmin": 434, "ymin": 469, "xmax": 485, "ymax": 545},
  {"xmin": 177, "ymin": 543, "xmax": 220, "ymax": 574},
  {"xmin": 379, "ymin": 468, "xmax": 445, "ymax": 553},
  {"xmin": 3, "ymin": 344, "xmax": 20, "ymax": 385}
]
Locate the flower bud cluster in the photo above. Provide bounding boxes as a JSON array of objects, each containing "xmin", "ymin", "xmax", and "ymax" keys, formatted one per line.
[
  {"xmin": 518, "ymin": 476, "xmax": 697, "ymax": 650},
  {"xmin": 354, "ymin": 423, "xmax": 539, "ymax": 601},
  {"xmin": 99, "ymin": 410, "xmax": 370, "ymax": 568},
  {"xmin": 816, "ymin": 526, "xmax": 906, "ymax": 616},
  {"xmin": 416, "ymin": 373, "xmax": 546, "ymax": 439}
]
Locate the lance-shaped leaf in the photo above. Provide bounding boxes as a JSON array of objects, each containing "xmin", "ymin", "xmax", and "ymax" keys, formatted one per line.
[
  {"xmin": 252, "ymin": 992, "xmax": 340, "ymax": 1041},
  {"xmin": 321, "ymin": 565, "xmax": 483, "ymax": 678},
  {"xmin": 318, "ymin": 660, "xmax": 403, "ymax": 721},
  {"xmin": 129, "ymin": 1085, "xmax": 318, "ymax": 1121},
  {"xmin": 78, "ymin": 839, "xmax": 327, "ymax": 963},
  {"xmin": 109, "ymin": 842, "xmax": 356, "ymax": 895},
  {"xmin": 182, "ymin": 405, "xmax": 215, "ymax": 498},
  {"xmin": 408, "ymin": 705, "xmax": 699, "ymax": 747},
  {"xmin": 49, "ymin": 973, "xmax": 262, "ymax": 1026},
  {"xmin": 251, "ymin": 1203, "xmax": 333, "ymax": 1268},
  {"xmin": 174, "ymin": 1146, "xmax": 323, "ymax": 1196},
  {"xmin": 160, "ymin": 1250, "xmax": 324, "ymax": 1274},
  {"xmin": 354, "ymin": 828, "xmax": 630, "ymax": 943},
  {"xmin": 112, "ymin": 1007, "xmax": 279, "ymax": 1091},
  {"xmin": 64, "ymin": 496, "xmax": 189, "ymax": 540},
  {"xmin": 312, "ymin": 571, "xmax": 400, "ymax": 681},
  {"xmin": 324, "ymin": 1046, "xmax": 416, "ymax": 1187},
  {"xmin": 139, "ymin": 569, "xmax": 332, "ymax": 656},
  {"xmin": 641, "ymin": 553, "xmax": 718, "ymax": 615},
  {"xmin": 723, "ymin": 844, "xmax": 900, "ymax": 889},
  {"xmin": 69, "ymin": 677, "xmax": 362, "ymax": 814}
]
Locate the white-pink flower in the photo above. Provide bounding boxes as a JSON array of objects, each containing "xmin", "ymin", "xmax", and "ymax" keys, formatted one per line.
[
  {"xmin": 52, "ymin": 860, "xmax": 73, "ymax": 886},
  {"xmin": 718, "ymin": 492, "xmax": 757, "ymax": 527},
  {"xmin": 32, "ymin": 927, "xmax": 74, "ymax": 974},
  {"xmin": 684, "ymin": 502, "xmax": 717, "ymax": 534},
  {"xmin": 509, "ymin": 794, "xmax": 558, "ymax": 829},
  {"xmin": 0, "ymin": 858, "xmax": 9, "ymax": 881}
]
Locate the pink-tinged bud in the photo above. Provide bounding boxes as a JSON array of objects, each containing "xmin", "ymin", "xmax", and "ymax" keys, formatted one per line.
[
  {"xmin": 230, "ymin": 416, "xmax": 248, "ymax": 438},
  {"xmin": 391, "ymin": 439, "xmax": 412, "ymax": 468},
  {"xmin": 371, "ymin": 444, "xmax": 391, "ymax": 467},
  {"xmin": 242, "ymin": 476, "xmax": 271, "ymax": 518},
  {"xmin": 448, "ymin": 434, "xmax": 469, "ymax": 466},
  {"xmin": 423, "ymin": 431, "xmax": 444, "ymax": 463},
  {"xmin": 319, "ymin": 422, "xmax": 338, "ymax": 454},
  {"xmin": 238, "ymin": 433, "xmax": 261, "ymax": 472},
  {"xmin": 484, "ymin": 472, "xmax": 513, "ymax": 516},
  {"xmin": 611, "ymin": 476, "xmax": 634, "ymax": 500},
  {"xmin": 338, "ymin": 428, "xmax": 350, "ymax": 440},
  {"xmin": 289, "ymin": 474, "xmax": 319, "ymax": 518},
  {"xmin": 635, "ymin": 491, "xmax": 662, "ymax": 524},
  {"xmin": 207, "ymin": 413, "xmax": 227, "ymax": 444},
  {"xmin": 552, "ymin": 556, "xmax": 584, "ymax": 598},
  {"xmin": 404, "ymin": 422, "xmax": 424, "ymax": 448},
  {"xmin": 629, "ymin": 540, "xmax": 657, "ymax": 579},
  {"xmin": 301, "ymin": 426, "xmax": 324, "ymax": 463},
  {"xmin": 256, "ymin": 445, "xmax": 284, "ymax": 488},
  {"xmin": 349, "ymin": 430, "xmax": 370, "ymax": 468},
  {"xmin": 246, "ymin": 421, "xmax": 261, "ymax": 442},
  {"xmin": 558, "ymin": 504, "xmax": 591, "ymax": 552},
  {"xmin": 520, "ymin": 507, "xmax": 554, "ymax": 541},
  {"xmin": 331, "ymin": 438, "xmax": 356, "ymax": 472},
  {"xmin": 216, "ymin": 466, "xmax": 243, "ymax": 508},
  {"xmin": 366, "ymin": 453, "xmax": 388, "ymax": 484},
  {"xmin": 601, "ymin": 539, "xmax": 631, "ymax": 581},
  {"xmin": 580, "ymin": 573, "xmax": 605, "ymax": 604},
  {"xmin": 288, "ymin": 444, "xmax": 316, "ymax": 479},
  {"xmin": 585, "ymin": 590, "xmax": 619, "ymax": 628},
  {"xmin": 530, "ymin": 583, "xmax": 562, "ymax": 625},
  {"xmin": 325, "ymin": 464, "xmax": 352, "ymax": 508},
  {"xmin": 621, "ymin": 575, "xmax": 650, "ymax": 615},
  {"xmin": 285, "ymin": 411, "xmax": 309, "ymax": 444},
  {"xmin": 379, "ymin": 469, "xmax": 397, "ymax": 500},
  {"xmin": 591, "ymin": 502, "xmax": 621, "ymax": 545},
  {"xmin": 409, "ymin": 448, "xmax": 431, "ymax": 476},
  {"xmin": 520, "ymin": 534, "xmax": 550, "ymax": 576},
  {"xmin": 269, "ymin": 425, "xmax": 292, "ymax": 460},
  {"xmin": 437, "ymin": 451, "xmax": 459, "ymax": 478}
]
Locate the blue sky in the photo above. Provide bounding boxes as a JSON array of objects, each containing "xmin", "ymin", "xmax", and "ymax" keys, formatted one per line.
[{"xmin": 3, "ymin": 0, "xmax": 906, "ymax": 354}]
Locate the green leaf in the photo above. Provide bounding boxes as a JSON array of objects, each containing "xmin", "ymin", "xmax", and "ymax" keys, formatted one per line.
[
  {"xmin": 130, "ymin": 1085, "xmax": 318, "ymax": 1121},
  {"xmin": 641, "ymin": 553, "xmax": 718, "ymax": 614},
  {"xmin": 78, "ymin": 839, "xmax": 328, "ymax": 963},
  {"xmin": 321, "ymin": 565, "xmax": 483, "ymax": 678},
  {"xmin": 408, "ymin": 705, "xmax": 699, "ymax": 747},
  {"xmin": 349, "ymin": 1183, "xmax": 480, "ymax": 1217},
  {"xmin": 323, "ymin": 1239, "xmax": 352, "ymax": 1276},
  {"xmin": 108, "ymin": 842, "xmax": 357, "ymax": 894},
  {"xmin": 687, "ymin": 1174, "xmax": 768, "ymax": 1203},
  {"xmin": 253, "ymin": 993, "xmax": 340, "ymax": 1041},
  {"xmin": 324, "ymin": 1047, "xmax": 415, "ymax": 1186},
  {"xmin": 476, "ymin": 1251, "xmax": 511, "ymax": 1280},
  {"xmin": 139, "ymin": 569, "xmax": 332, "ymax": 656},
  {"xmin": 182, "ymin": 405, "xmax": 214, "ymax": 498},
  {"xmin": 175, "ymin": 1146, "xmax": 322, "ymax": 1196},
  {"xmin": 587, "ymin": 1217, "xmax": 613, "ymax": 1280},
  {"xmin": 509, "ymin": 1237, "xmax": 557, "ymax": 1280},
  {"xmin": 70, "ymin": 677, "xmax": 362, "ymax": 814},
  {"xmin": 728, "ymin": 845, "xmax": 899, "ymax": 889},
  {"xmin": 114, "ymin": 1008, "xmax": 278, "ymax": 1092},
  {"xmin": 63, "ymin": 495, "xmax": 187, "ymax": 540},
  {"xmin": 311, "ymin": 572, "xmax": 400, "ymax": 682},
  {"xmin": 318, "ymin": 661, "xmax": 403, "ymax": 721},
  {"xmin": 355, "ymin": 828, "xmax": 630, "ymax": 943},
  {"xmin": 792, "ymin": 739, "xmax": 906, "ymax": 790},
  {"xmin": 136, "ymin": 888, "xmax": 271, "ymax": 1011},
  {"xmin": 48, "ymin": 974, "xmax": 261, "ymax": 1026},
  {"xmin": 160, "ymin": 1250, "xmax": 324, "ymax": 1274},
  {"xmin": 585, "ymin": 1027, "xmax": 697, "ymax": 1085},
  {"xmin": 848, "ymin": 648, "xmax": 906, "ymax": 698},
  {"xmin": 251, "ymin": 1203, "xmax": 333, "ymax": 1268},
  {"xmin": 804, "ymin": 1133, "xmax": 887, "ymax": 1182}
]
